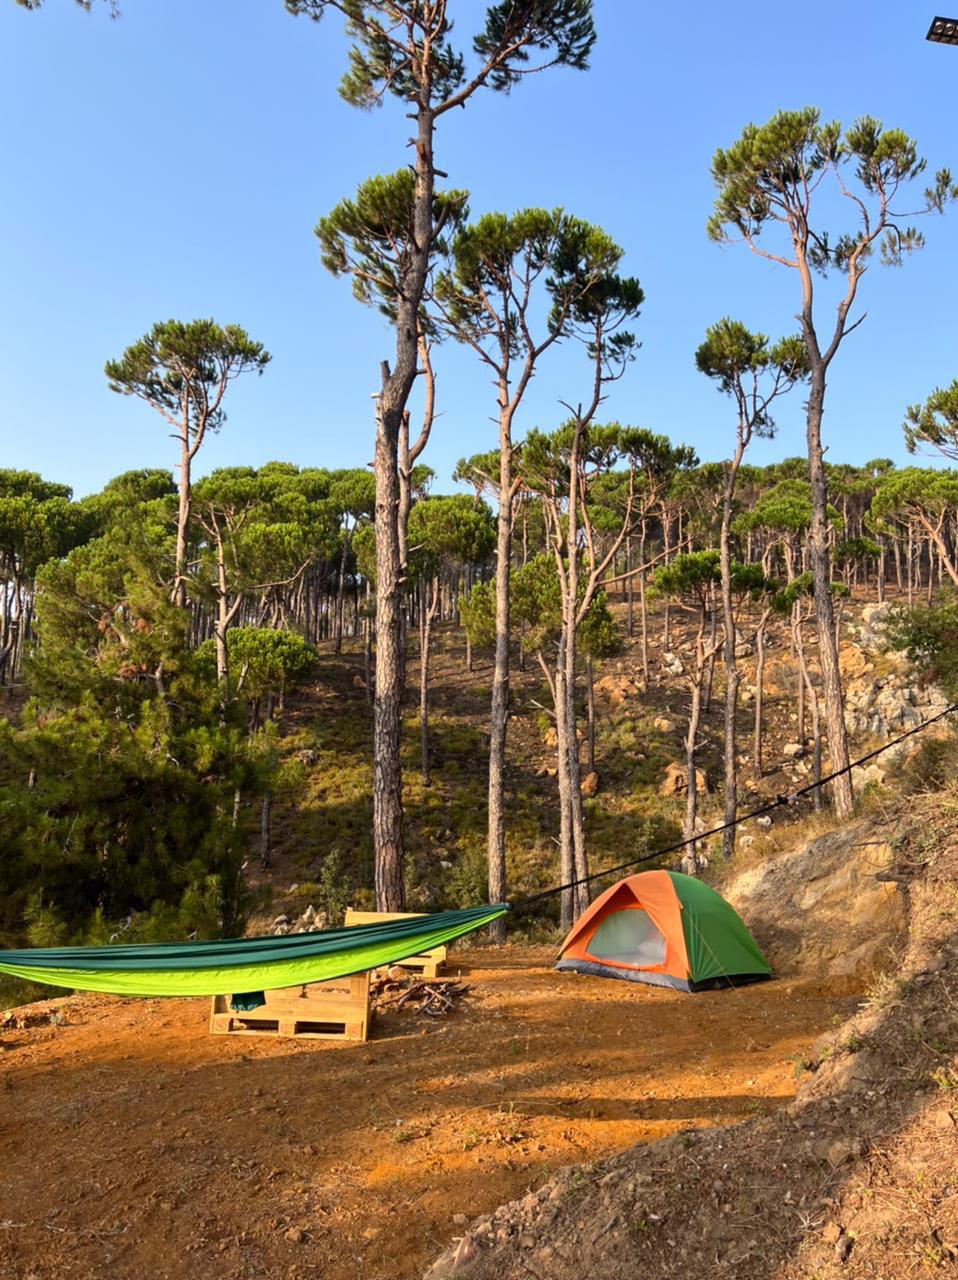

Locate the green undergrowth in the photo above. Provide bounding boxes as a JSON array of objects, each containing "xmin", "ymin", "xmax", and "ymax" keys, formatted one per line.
[{"xmin": 268, "ymin": 649, "xmax": 687, "ymax": 928}]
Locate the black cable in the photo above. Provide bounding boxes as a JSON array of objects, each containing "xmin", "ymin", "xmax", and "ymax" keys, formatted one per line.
[{"xmin": 513, "ymin": 701, "xmax": 958, "ymax": 914}]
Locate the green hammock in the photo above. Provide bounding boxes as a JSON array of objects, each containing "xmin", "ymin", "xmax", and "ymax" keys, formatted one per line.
[{"xmin": 0, "ymin": 905, "xmax": 509, "ymax": 1000}]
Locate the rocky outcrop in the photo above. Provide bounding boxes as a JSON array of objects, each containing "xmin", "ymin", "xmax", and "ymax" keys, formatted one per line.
[
  {"xmin": 853, "ymin": 601, "xmax": 898, "ymax": 651},
  {"xmin": 843, "ymin": 670, "xmax": 950, "ymax": 739},
  {"xmin": 725, "ymin": 822, "xmax": 905, "ymax": 981},
  {"xmin": 593, "ymin": 673, "xmax": 640, "ymax": 706}
]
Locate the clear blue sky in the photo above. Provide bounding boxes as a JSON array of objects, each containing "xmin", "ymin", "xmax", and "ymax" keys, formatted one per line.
[{"xmin": 2, "ymin": 0, "xmax": 956, "ymax": 497}]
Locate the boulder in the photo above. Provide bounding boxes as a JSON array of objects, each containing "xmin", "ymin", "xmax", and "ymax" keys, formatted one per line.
[
  {"xmin": 662, "ymin": 652, "xmax": 685, "ymax": 676},
  {"xmin": 782, "ymin": 742, "xmax": 804, "ymax": 759},
  {"xmin": 851, "ymin": 763, "xmax": 886, "ymax": 791},
  {"xmin": 679, "ymin": 849, "xmax": 709, "ymax": 876},
  {"xmin": 653, "ymin": 717, "xmax": 675, "ymax": 734},
  {"xmin": 659, "ymin": 761, "xmax": 707, "ymax": 798}
]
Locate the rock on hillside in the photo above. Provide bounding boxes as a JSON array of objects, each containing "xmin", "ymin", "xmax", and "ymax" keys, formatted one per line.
[{"xmin": 724, "ymin": 822, "xmax": 905, "ymax": 982}]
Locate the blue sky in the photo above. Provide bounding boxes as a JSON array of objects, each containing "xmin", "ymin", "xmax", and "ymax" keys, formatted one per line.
[{"xmin": 2, "ymin": 0, "xmax": 957, "ymax": 497}]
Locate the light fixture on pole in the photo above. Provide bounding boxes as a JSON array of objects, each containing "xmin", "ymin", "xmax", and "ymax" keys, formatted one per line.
[{"xmin": 927, "ymin": 15, "xmax": 958, "ymax": 43}]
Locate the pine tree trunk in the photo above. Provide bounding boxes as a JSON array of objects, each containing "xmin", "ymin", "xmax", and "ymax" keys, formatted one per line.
[
  {"xmin": 685, "ymin": 662, "xmax": 703, "ymax": 843},
  {"xmin": 564, "ymin": 625, "xmax": 589, "ymax": 919},
  {"xmin": 585, "ymin": 653, "xmax": 596, "ymax": 776},
  {"xmin": 368, "ymin": 100, "xmax": 441, "ymax": 910},
  {"xmin": 795, "ymin": 617, "xmax": 822, "ymax": 811},
  {"xmin": 334, "ymin": 528, "xmax": 349, "ymax": 654},
  {"xmin": 704, "ymin": 594, "xmax": 718, "ymax": 712},
  {"xmin": 213, "ymin": 527, "xmax": 230, "ymax": 684},
  {"xmin": 793, "ymin": 605, "xmax": 806, "ymax": 747},
  {"xmin": 721, "ymin": 649, "xmax": 739, "ymax": 856},
  {"xmin": 174, "ymin": 434, "xmax": 191, "ymax": 609},
  {"xmin": 753, "ymin": 611, "xmax": 769, "ymax": 777},
  {"xmin": 719, "ymin": 443, "xmax": 744, "ymax": 859},
  {"xmin": 419, "ymin": 577, "xmax": 439, "ymax": 786},
  {"xmin": 487, "ymin": 413, "xmax": 513, "ymax": 936},
  {"xmin": 805, "ymin": 369, "xmax": 852, "ymax": 818},
  {"xmin": 260, "ymin": 792, "xmax": 272, "ymax": 869},
  {"xmin": 626, "ymin": 536, "xmax": 634, "ymax": 638},
  {"xmin": 554, "ymin": 659, "xmax": 575, "ymax": 932},
  {"xmin": 639, "ymin": 525, "xmax": 650, "ymax": 688},
  {"xmin": 372, "ymin": 381, "xmax": 408, "ymax": 912}
]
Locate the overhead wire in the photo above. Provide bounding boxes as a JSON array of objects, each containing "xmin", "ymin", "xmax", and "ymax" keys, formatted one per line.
[{"xmin": 513, "ymin": 701, "xmax": 958, "ymax": 914}]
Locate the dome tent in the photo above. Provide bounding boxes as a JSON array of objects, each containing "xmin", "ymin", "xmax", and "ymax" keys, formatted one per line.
[{"xmin": 556, "ymin": 869, "xmax": 770, "ymax": 992}]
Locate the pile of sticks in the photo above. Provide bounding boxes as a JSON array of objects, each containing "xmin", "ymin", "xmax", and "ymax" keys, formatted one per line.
[{"xmin": 372, "ymin": 974, "xmax": 470, "ymax": 1018}]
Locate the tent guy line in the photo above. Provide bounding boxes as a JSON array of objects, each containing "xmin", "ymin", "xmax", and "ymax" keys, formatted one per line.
[{"xmin": 514, "ymin": 701, "xmax": 958, "ymax": 913}]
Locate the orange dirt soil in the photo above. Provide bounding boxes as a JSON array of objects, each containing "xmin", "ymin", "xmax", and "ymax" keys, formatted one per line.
[{"xmin": 0, "ymin": 947, "xmax": 858, "ymax": 1280}]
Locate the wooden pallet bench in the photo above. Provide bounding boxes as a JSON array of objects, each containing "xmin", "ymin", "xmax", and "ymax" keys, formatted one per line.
[
  {"xmin": 344, "ymin": 908, "xmax": 447, "ymax": 979},
  {"xmin": 209, "ymin": 970, "xmax": 371, "ymax": 1042}
]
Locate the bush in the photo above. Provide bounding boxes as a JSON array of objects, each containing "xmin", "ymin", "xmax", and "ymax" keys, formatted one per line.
[
  {"xmin": 887, "ymin": 595, "xmax": 958, "ymax": 699},
  {"xmin": 440, "ymin": 842, "xmax": 489, "ymax": 910}
]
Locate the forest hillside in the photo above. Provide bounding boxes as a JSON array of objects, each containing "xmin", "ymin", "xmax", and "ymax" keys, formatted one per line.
[{"xmin": 2, "ymin": 584, "xmax": 956, "ymax": 1280}]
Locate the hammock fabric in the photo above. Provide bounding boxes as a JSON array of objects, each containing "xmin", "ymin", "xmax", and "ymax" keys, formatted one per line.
[{"xmin": 0, "ymin": 905, "xmax": 509, "ymax": 1000}]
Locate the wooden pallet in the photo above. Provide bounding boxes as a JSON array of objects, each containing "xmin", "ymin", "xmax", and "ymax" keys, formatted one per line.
[
  {"xmin": 209, "ymin": 971, "xmax": 371, "ymax": 1042},
  {"xmin": 344, "ymin": 908, "xmax": 447, "ymax": 979}
]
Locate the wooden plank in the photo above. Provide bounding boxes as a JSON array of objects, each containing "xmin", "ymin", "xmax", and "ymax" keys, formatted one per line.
[{"xmin": 344, "ymin": 908, "xmax": 447, "ymax": 973}]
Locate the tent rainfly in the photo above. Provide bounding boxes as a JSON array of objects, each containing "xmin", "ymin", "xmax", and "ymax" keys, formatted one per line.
[{"xmin": 556, "ymin": 869, "xmax": 770, "ymax": 992}]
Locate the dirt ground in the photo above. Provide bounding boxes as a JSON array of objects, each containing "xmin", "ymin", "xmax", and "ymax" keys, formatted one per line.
[{"xmin": 0, "ymin": 947, "xmax": 858, "ymax": 1280}]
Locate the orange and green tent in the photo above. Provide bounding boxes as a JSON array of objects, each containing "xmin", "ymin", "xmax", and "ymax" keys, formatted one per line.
[{"xmin": 556, "ymin": 870, "xmax": 770, "ymax": 992}]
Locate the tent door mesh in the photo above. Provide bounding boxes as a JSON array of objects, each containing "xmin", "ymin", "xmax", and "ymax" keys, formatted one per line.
[{"xmin": 586, "ymin": 908, "xmax": 667, "ymax": 968}]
